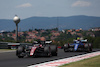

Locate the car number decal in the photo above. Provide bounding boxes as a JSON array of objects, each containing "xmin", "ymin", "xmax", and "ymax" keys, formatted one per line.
[
  {"xmin": 74, "ymin": 44, "xmax": 78, "ymax": 51},
  {"xmin": 30, "ymin": 47, "xmax": 37, "ymax": 56}
]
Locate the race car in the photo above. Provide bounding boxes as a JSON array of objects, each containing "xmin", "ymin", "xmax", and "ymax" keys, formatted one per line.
[
  {"xmin": 16, "ymin": 41, "xmax": 57, "ymax": 58},
  {"xmin": 64, "ymin": 39, "xmax": 92, "ymax": 52}
]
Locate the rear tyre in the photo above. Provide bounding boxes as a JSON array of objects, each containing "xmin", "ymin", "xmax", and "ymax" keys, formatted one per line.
[
  {"xmin": 84, "ymin": 44, "xmax": 91, "ymax": 52},
  {"xmin": 89, "ymin": 43, "xmax": 92, "ymax": 51},
  {"xmin": 87, "ymin": 47, "xmax": 90, "ymax": 52},
  {"xmin": 87, "ymin": 46, "xmax": 92, "ymax": 52},
  {"xmin": 51, "ymin": 45, "xmax": 57, "ymax": 56},
  {"xmin": 90, "ymin": 47, "xmax": 92, "ymax": 51},
  {"xmin": 44, "ymin": 46, "xmax": 51, "ymax": 57}
]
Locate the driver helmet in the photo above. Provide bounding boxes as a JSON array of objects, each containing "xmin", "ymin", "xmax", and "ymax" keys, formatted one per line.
[{"xmin": 77, "ymin": 37, "xmax": 80, "ymax": 41}]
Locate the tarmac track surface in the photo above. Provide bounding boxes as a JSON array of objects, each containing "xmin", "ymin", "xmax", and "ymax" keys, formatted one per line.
[{"xmin": 0, "ymin": 49, "xmax": 100, "ymax": 67}]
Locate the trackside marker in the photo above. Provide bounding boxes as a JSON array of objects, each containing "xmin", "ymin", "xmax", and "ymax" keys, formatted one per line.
[{"xmin": 28, "ymin": 51, "xmax": 100, "ymax": 67}]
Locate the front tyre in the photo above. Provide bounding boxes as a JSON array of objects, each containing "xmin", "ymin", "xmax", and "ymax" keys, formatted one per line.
[
  {"xmin": 16, "ymin": 46, "xmax": 25, "ymax": 58},
  {"xmin": 64, "ymin": 44, "xmax": 69, "ymax": 52},
  {"xmin": 64, "ymin": 48, "xmax": 68, "ymax": 52}
]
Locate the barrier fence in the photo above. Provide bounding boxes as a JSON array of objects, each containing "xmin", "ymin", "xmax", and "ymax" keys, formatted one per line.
[{"xmin": 0, "ymin": 42, "xmax": 32, "ymax": 49}]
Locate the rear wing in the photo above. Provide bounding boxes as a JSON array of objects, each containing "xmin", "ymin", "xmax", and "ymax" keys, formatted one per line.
[
  {"xmin": 81, "ymin": 39, "xmax": 87, "ymax": 42},
  {"xmin": 73, "ymin": 39, "xmax": 87, "ymax": 42},
  {"xmin": 45, "ymin": 41, "xmax": 52, "ymax": 44},
  {"xmin": 33, "ymin": 41, "xmax": 52, "ymax": 44}
]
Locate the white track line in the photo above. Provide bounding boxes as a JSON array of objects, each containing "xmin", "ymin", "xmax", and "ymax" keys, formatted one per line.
[
  {"xmin": 0, "ymin": 50, "xmax": 16, "ymax": 53},
  {"xmin": 28, "ymin": 51, "xmax": 100, "ymax": 67}
]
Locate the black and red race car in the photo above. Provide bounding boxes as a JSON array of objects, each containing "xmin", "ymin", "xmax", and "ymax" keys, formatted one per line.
[{"xmin": 16, "ymin": 41, "xmax": 57, "ymax": 58}]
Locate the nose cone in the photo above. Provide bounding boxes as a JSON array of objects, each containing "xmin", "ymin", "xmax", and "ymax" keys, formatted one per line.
[{"xmin": 13, "ymin": 16, "xmax": 20, "ymax": 24}]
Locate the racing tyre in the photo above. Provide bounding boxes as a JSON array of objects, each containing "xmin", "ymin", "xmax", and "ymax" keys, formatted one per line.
[
  {"xmin": 64, "ymin": 44, "xmax": 69, "ymax": 52},
  {"xmin": 44, "ymin": 46, "xmax": 51, "ymax": 57},
  {"xmin": 84, "ymin": 43, "xmax": 92, "ymax": 52},
  {"xmin": 16, "ymin": 46, "xmax": 25, "ymax": 58},
  {"xmin": 87, "ymin": 46, "xmax": 92, "ymax": 52},
  {"xmin": 51, "ymin": 45, "xmax": 57, "ymax": 56},
  {"xmin": 89, "ymin": 43, "xmax": 92, "ymax": 51},
  {"xmin": 64, "ymin": 49, "xmax": 68, "ymax": 52},
  {"xmin": 90, "ymin": 47, "xmax": 92, "ymax": 51}
]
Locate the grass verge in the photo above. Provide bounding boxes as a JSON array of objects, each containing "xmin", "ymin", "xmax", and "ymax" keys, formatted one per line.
[{"xmin": 59, "ymin": 55, "xmax": 100, "ymax": 67}]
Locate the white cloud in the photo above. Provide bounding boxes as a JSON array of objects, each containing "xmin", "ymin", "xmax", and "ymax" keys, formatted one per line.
[
  {"xmin": 16, "ymin": 3, "xmax": 32, "ymax": 8},
  {"xmin": 72, "ymin": 1, "xmax": 91, "ymax": 7}
]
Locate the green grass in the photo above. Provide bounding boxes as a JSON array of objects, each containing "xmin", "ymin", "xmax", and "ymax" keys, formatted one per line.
[{"xmin": 59, "ymin": 55, "xmax": 100, "ymax": 67}]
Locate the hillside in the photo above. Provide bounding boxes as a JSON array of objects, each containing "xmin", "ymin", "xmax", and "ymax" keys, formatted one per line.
[{"xmin": 0, "ymin": 15, "xmax": 100, "ymax": 31}]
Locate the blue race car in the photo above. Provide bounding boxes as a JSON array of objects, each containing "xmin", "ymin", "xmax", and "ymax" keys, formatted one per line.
[{"xmin": 64, "ymin": 39, "xmax": 92, "ymax": 52}]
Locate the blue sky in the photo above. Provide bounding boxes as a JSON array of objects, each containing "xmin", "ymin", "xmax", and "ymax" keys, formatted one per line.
[{"xmin": 0, "ymin": 0, "xmax": 100, "ymax": 19}]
